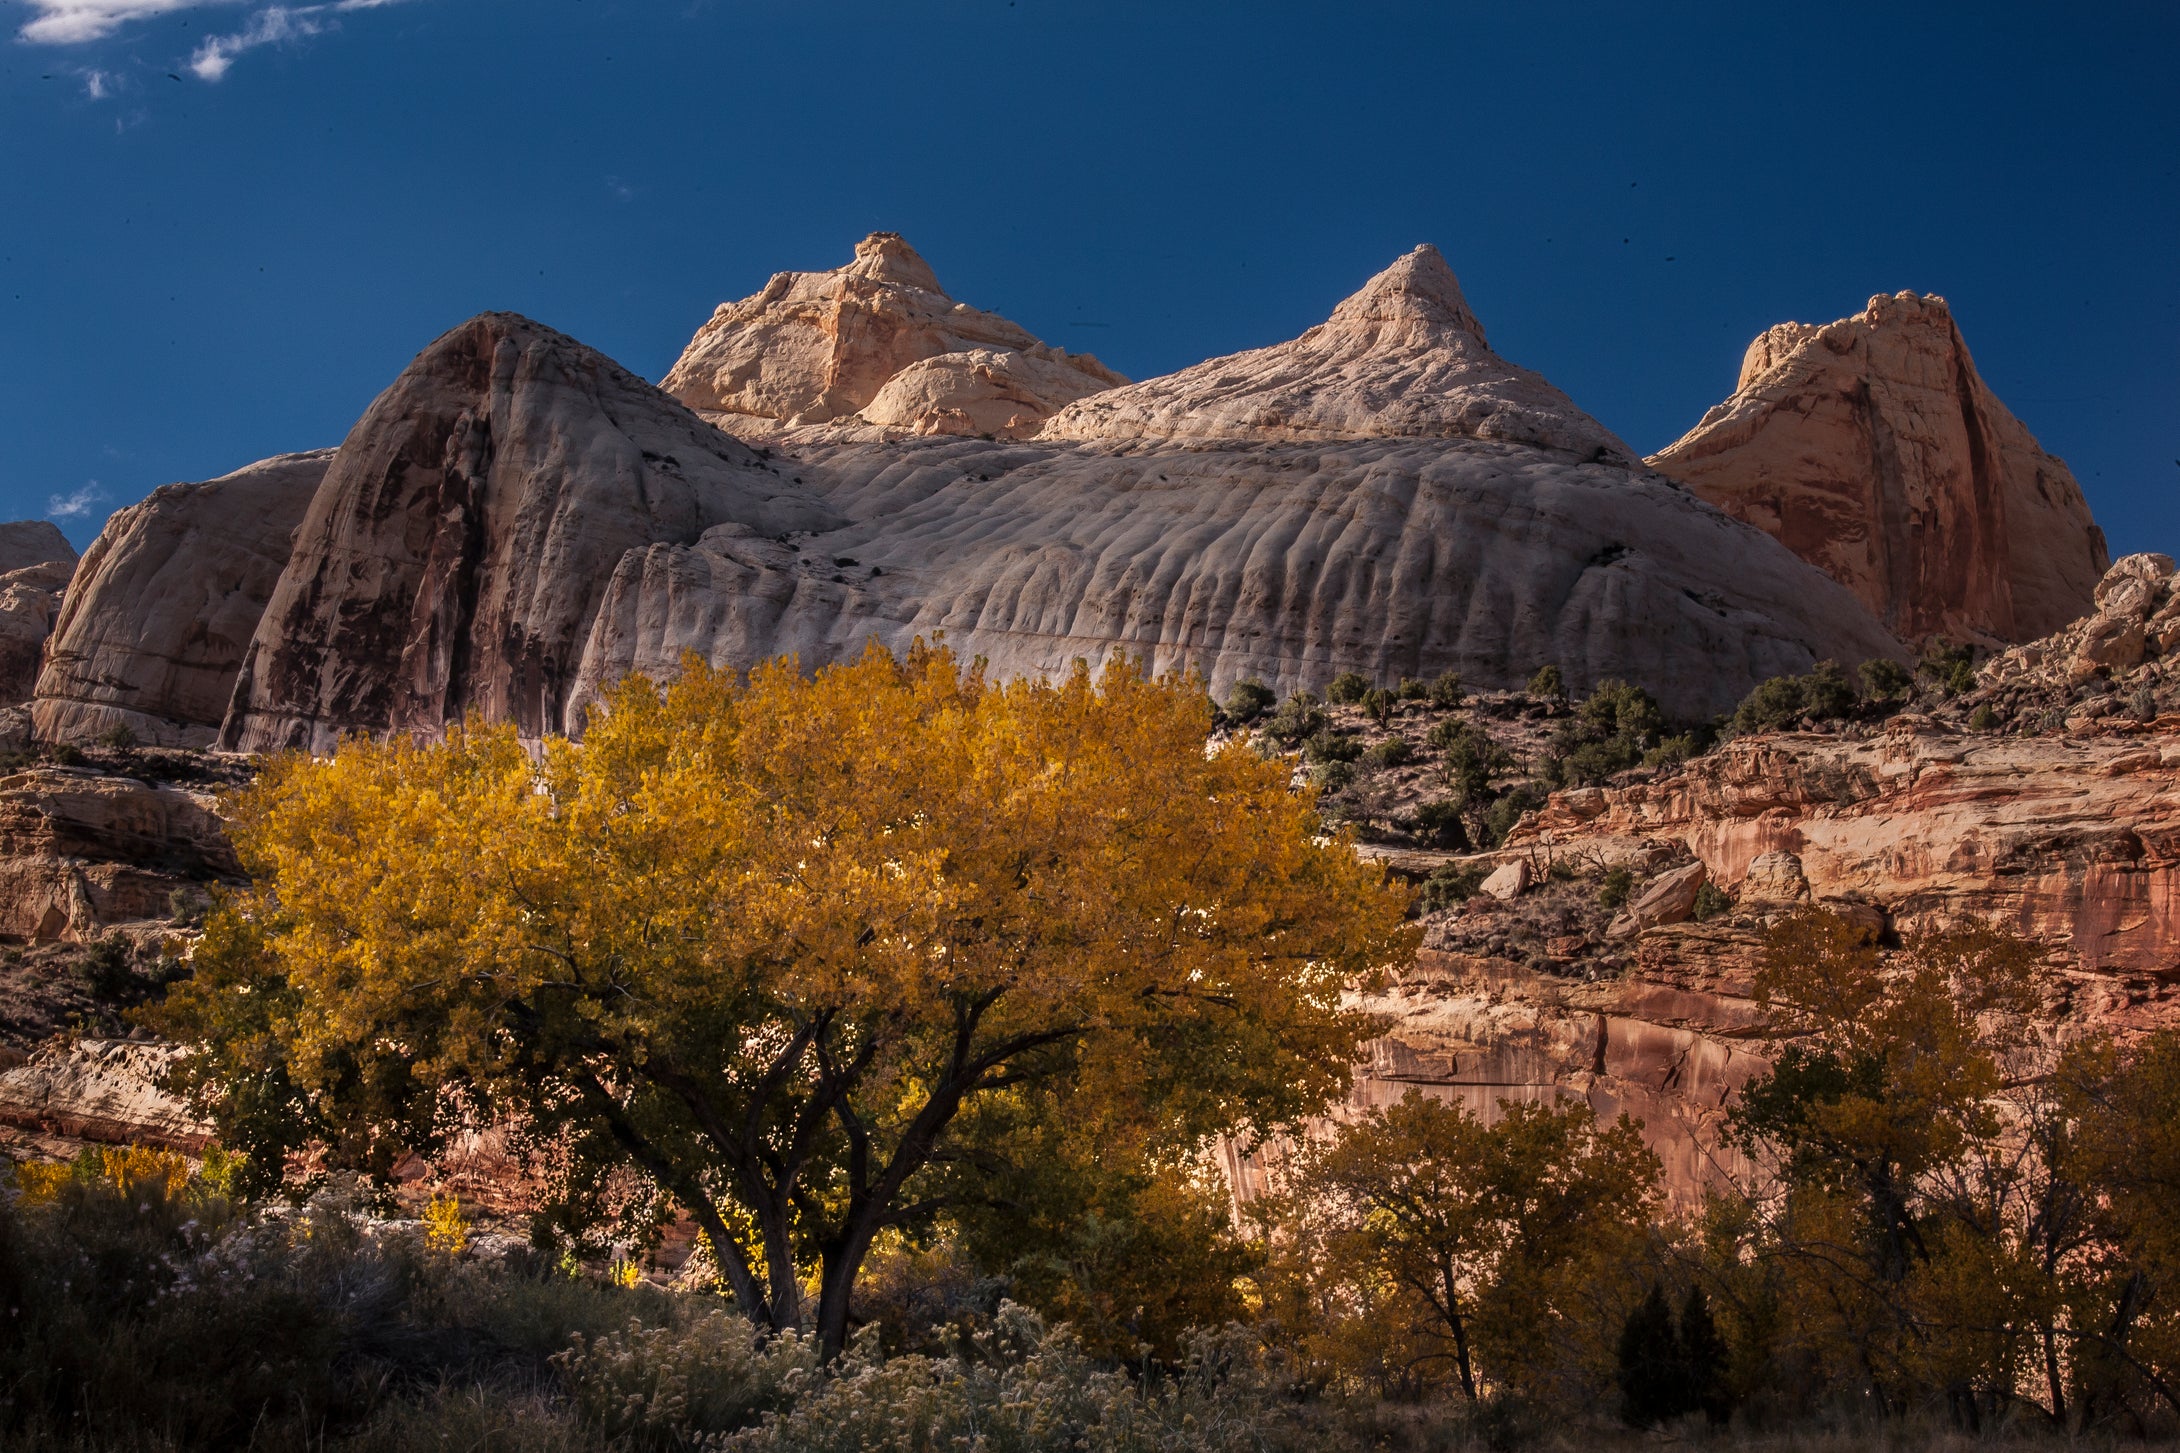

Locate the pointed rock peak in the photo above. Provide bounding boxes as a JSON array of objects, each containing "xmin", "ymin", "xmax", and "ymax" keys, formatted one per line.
[
  {"xmin": 1328, "ymin": 244, "xmax": 1487, "ymax": 344},
  {"xmin": 1652, "ymin": 291, "xmax": 2109, "ymax": 645},
  {"xmin": 664, "ymin": 235, "xmax": 1119, "ymax": 432},
  {"xmin": 844, "ymin": 231, "xmax": 943, "ymax": 294}
]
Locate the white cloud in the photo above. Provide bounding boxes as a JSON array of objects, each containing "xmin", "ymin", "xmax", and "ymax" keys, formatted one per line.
[
  {"xmin": 189, "ymin": 4, "xmax": 313, "ymax": 79},
  {"xmin": 20, "ymin": 0, "xmax": 419, "ymax": 82},
  {"xmin": 16, "ymin": 1, "xmax": 235, "ymax": 45},
  {"xmin": 83, "ymin": 66, "xmax": 111, "ymax": 97},
  {"xmin": 46, "ymin": 483, "xmax": 105, "ymax": 520}
]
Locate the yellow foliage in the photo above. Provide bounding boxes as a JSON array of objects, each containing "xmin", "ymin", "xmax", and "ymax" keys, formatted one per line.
[
  {"xmin": 422, "ymin": 1192, "xmax": 469, "ymax": 1255},
  {"xmin": 11, "ymin": 1145, "xmax": 198, "ymax": 1206},
  {"xmin": 159, "ymin": 644, "xmax": 1416, "ymax": 1356},
  {"xmin": 1262, "ymin": 1089, "xmax": 1661, "ymax": 1402}
]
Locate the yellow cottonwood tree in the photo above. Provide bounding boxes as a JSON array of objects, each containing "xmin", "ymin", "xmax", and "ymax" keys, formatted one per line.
[{"xmin": 159, "ymin": 644, "xmax": 1413, "ymax": 1356}]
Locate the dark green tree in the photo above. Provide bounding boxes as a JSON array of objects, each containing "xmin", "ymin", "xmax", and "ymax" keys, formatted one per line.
[{"xmin": 1617, "ymin": 1282, "xmax": 1686, "ymax": 1427}]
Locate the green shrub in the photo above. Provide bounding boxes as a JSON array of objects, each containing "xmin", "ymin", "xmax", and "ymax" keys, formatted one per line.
[
  {"xmin": 1642, "ymin": 733, "xmax": 1702, "ymax": 771},
  {"xmin": 1527, "ymin": 664, "xmax": 1564, "ymax": 700},
  {"xmin": 1326, "ymin": 671, "xmax": 1372, "ymax": 706},
  {"xmin": 1358, "ymin": 687, "xmax": 1396, "ymax": 724},
  {"xmin": 1363, "ymin": 738, "xmax": 1413, "ymax": 770},
  {"xmin": 96, "ymin": 723, "xmax": 138, "ymax": 750},
  {"xmin": 1396, "ymin": 676, "xmax": 1429, "ymax": 701},
  {"xmin": 1428, "ymin": 671, "xmax": 1464, "ymax": 709},
  {"xmin": 1479, "ymin": 783, "xmax": 1548, "ymax": 848},
  {"xmin": 1303, "ymin": 731, "xmax": 1363, "ymax": 766},
  {"xmin": 1258, "ymin": 693, "xmax": 1327, "ymax": 748},
  {"xmin": 1431, "ymin": 721, "xmax": 1513, "ymax": 805},
  {"xmin": 1728, "ymin": 660, "xmax": 1857, "ymax": 736},
  {"xmin": 1222, "ymin": 679, "xmax": 1275, "ymax": 724},
  {"xmin": 1969, "ymin": 704, "xmax": 2000, "ymax": 732},
  {"xmin": 1312, "ymin": 760, "xmax": 1358, "ymax": 793},
  {"xmin": 1408, "ymin": 799, "xmax": 1469, "ymax": 850},
  {"xmin": 1417, "ymin": 863, "xmax": 1487, "ymax": 915},
  {"xmin": 1542, "ymin": 679, "xmax": 1667, "ymax": 787},
  {"xmin": 1858, "ymin": 658, "xmax": 1913, "ymax": 702},
  {"xmin": 1598, "ymin": 866, "xmax": 1634, "ymax": 911},
  {"xmin": 729, "ymin": 1307, "xmax": 1296, "ymax": 1453},
  {"xmin": 1691, "ymin": 882, "xmax": 1732, "ymax": 922}
]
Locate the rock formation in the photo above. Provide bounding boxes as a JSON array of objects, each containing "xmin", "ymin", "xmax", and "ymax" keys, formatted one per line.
[
  {"xmin": 221, "ymin": 314, "xmax": 838, "ymax": 753},
  {"xmin": 1980, "ymin": 551, "xmax": 2180, "ymax": 698},
  {"xmin": 662, "ymin": 232, "xmax": 1125, "ymax": 439},
  {"xmin": 0, "ymin": 765, "xmax": 237, "ymax": 945},
  {"xmin": 0, "ymin": 522, "xmax": 78, "ymax": 707},
  {"xmin": 572, "ymin": 246, "xmax": 1903, "ymax": 725},
  {"xmin": 32, "ymin": 451, "xmax": 333, "ymax": 747},
  {"xmin": 1040, "ymin": 245, "xmax": 1627, "ymax": 456},
  {"xmin": 1651, "ymin": 291, "xmax": 2108, "ymax": 644},
  {"xmin": 0, "ymin": 560, "xmax": 76, "ymax": 708},
  {"xmin": 0, "ymin": 521, "xmax": 76, "ymax": 576},
  {"xmin": 0, "ymin": 1038, "xmax": 208, "ymax": 1154}
]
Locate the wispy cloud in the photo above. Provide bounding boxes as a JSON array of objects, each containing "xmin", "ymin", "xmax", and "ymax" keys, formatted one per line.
[
  {"xmin": 18, "ymin": 0, "xmax": 419, "ymax": 83},
  {"xmin": 16, "ymin": 1, "xmax": 235, "ymax": 45},
  {"xmin": 46, "ymin": 483, "xmax": 105, "ymax": 520}
]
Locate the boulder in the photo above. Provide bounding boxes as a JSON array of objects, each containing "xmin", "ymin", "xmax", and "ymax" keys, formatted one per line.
[
  {"xmin": 662, "ymin": 232, "xmax": 1124, "ymax": 435},
  {"xmin": 220, "ymin": 314, "xmax": 839, "ymax": 752},
  {"xmin": 1480, "ymin": 858, "xmax": 1532, "ymax": 900},
  {"xmin": 1982, "ymin": 554, "xmax": 2180, "ymax": 696},
  {"xmin": 1650, "ymin": 291, "xmax": 2109, "ymax": 643},
  {"xmin": 32, "ymin": 450, "xmax": 332, "ymax": 746},
  {"xmin": 1609, "ymin": 861, "xmax": 1708, "ymax": 936},
  {"xmin": 1740, "ymin": 850, "xmax": 1811, "ymax": 907}
]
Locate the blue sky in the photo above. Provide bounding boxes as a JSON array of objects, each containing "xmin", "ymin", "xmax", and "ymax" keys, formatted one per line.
[{"xmin": 3, "ymin": 1, "xmax": 2174, "ymax": 555}]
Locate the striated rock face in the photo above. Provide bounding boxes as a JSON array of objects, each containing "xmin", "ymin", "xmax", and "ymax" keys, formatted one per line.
[
  {"xmin": 0, "ymin": 1039, "xmax": 208, "ymax": 1152},
  {"xmin": 1512, "ymin": 722, "xmax": 2180, "ymax": 979},
  {"xmin": 1042, "ymin": 245, "xmax": 1628, "ymax": 455},
  {"xmin": 32, "ymin": 451, "xmax": 333, "ymax": 747},
  {"xmin": 0, "ymin": 766, "xmax": 237, "ymax": 945},
  {"xmin": 1651, "ymin": 291, "xmax": 2108, "ymax": 644},
  {"xmin": 570, "ymin": 432, "xmax": 1902, "ymax": 725},
  {"xmin": 222, "ymin": 314, "xmax": 837, "ymax": 753},
  {"xmin": 662, "ymin": 232, "xmax": 1124, "ymax": 438},
  {"xmin": 572, "ymin": 248, "xmax": 1903, "ymax": 726}
]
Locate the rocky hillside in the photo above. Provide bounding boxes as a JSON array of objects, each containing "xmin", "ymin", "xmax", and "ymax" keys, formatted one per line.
[
  {"xmin": 1231, "ymin": 553, "xmax": 2180, "ymax": 1207},
  {"xmin": 1651, "ymin": 291, "xmax": 2108, "ymax": 644}
]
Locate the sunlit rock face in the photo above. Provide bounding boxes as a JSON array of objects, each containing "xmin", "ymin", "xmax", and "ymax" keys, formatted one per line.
[
  {"xmin": 1039, "ymin": 244, "xmax": 1628, "ymax": 455},
  {"xmin": 32, "ymin": 450, "xmax": 331, "ymax": 747},
  {"xmin": 220, "ymin": 313, "xmax": 838, "ymax": 753},
  {"xmin": 662, "ymin": 231, "xmax": 1125, "ymax": 439},
  {"xmin": 1651, "ymin": 291, "xmax": 2108, "ymax": 645}
]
